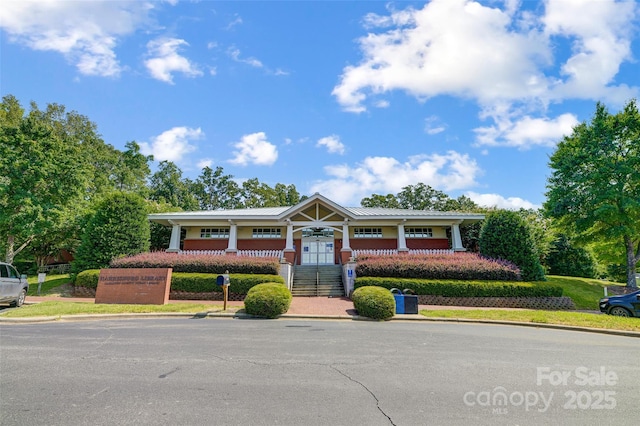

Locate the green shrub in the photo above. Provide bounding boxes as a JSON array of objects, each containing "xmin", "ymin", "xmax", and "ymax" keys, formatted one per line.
[
  {"xmin": 243, "ymin": 283, "xmax": 292, "ymax": 318},
  {"xmin": 73, "ymin": 192, "xmax": 150, "ymax": 274},
  {"xmin": 355, "ymin": 277, "xmax": 563, "ymax": 297},
  {"xmin": 75, "ymin": 270, "xmax": 101, "ymax": 289},
  {"xmin": 479, "ymin": 210, "xmax": 546, "ymax": 282},
  {"xmin": 352, "ymin": 286, "xmax": 396, "ymax": 320},
  {"xmin": 544, "ymin": 235, "xmax": 596, "ymax": 278},
  {"xmin": 171, "ymin": 273, "xmax": 284, "ymax": 294}
]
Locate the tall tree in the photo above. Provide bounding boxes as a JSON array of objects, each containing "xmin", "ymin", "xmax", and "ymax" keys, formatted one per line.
[
  {"xmin": 545, "ymin": 100, "xmax": 640, "ymax": 288},
  {"xmin": 193, "ymin": 166, "xmax": 241, "ymax": 210},
  {"xmin": 397, "ymin": 183, "xmax": 451, "ymax": 210},
  {"xmin": 273, "ymin": 183, "xmax": 301, "ymax": 206},
  {"xmin": 360, "ymin": 193, "xmax": 401, "ymax": 208},
  {"xmin": 112, "ymin": 141, "xmax": 153, "ymax": 194},
  {"xmin": 149, "ymin": 161, "xmax": 199, "ymax": 210},
  {"xmin": 0, "ymin": 96, "xmax": 94, "ymax": 263}
]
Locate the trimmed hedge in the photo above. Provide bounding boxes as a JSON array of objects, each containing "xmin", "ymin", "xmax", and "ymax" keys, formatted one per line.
[
  {"xmin": 355, "ymin": 277, "xmax": 563, "ymax": 298},
  {"xmin": 352, "ymin": 286, "xmax": 396, "ymax": 320},
  {"xmin": 171, "ymin": 273, "xmax": 283, "ymax": 294},
  {"xmin": 355, "ymin": 253, "xmax": 521, "ymax": 281},
  {"xmin": 75, "ymin": 270, "xmax": 101, "ymax": 289},
  {"xmin": 110, "ymin": 252, "xmax": 280, "ymax": 275},
  {"xmin": 244, "ymin": 283, "xmax": 292, "ymax": 318},
  {"xmin": 75, "ymin": 270, "xmax": 283, "ymax": 295}
]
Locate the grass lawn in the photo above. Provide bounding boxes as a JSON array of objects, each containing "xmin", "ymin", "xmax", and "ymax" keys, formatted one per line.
[
  {"xmin": 419, "ymin": 309, "xmax": 640, "ymax": 332},
  {"xmin": 27, "ymin": 274, "xmax": 72, "ymax": 296},
  {"xmin": 1, "ymin": 301, "xmax": 237, "ymax": 318},
  {"xmin": 545, "ymin": 275, "xmax": 626, "ymax": 310}
]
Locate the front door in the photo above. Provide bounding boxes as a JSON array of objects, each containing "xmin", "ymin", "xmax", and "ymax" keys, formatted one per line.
[{"xmin": 301, "ymin": 228, "xmax": 334, "ymax": 265}]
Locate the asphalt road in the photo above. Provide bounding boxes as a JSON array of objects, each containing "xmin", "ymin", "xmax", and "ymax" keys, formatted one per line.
[{"xmin": 1, "ymin": 318, "xmax": 638, "ymax": 426}]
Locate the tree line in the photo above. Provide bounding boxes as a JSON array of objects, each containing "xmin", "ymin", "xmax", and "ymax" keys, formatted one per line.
[{"xmin": 1, "ymin": 95, "xmax": 637, "ymax": 287}]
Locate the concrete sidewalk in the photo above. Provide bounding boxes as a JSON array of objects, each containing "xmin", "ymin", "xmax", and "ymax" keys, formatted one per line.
[{"xmin": 23, "ymin": 294, "xmax": 525, "ymax": 316}]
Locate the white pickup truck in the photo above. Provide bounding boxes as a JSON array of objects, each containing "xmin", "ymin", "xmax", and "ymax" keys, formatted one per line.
[{"xmin": 0, "ymin": 262, "xmax": 28, "ymax": 307}]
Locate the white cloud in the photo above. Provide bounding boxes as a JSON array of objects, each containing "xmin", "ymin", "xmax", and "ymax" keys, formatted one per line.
[
  {"xmin": 333, "ymin": 0, "xmax": 551, "ymax": 113},
  {"xmin": 140, "ymin": 126, "xmax": 203, "ymax": 162},
  {"xmin": 466, "ymin": 191, "xmax": 539, "ymax": 210},
  {"xmin": 424, "ymin": 115, "xmax": 446, "ymax": 135},
  {"xmin": 475, "ymin": 112, "xmax": 578, "ymax": 148},
  {"xmin": 543, "ymin": 0, "xmax": 637, "ymax": 105},
  {"xmin": 144, "ymin": 37, "xmax": 203, "ymax": 84},
  {"xmin": 197, "ymin": 159, "xmax": 213, "ymax": 169},
  {"xmin": 333, "ymin": 0, "xmax": 638, "ymax": 147},
  {"xmin": 309, "ymin": 151, "xmax": 481, "ymax": 205},
  {"xmin": 229, "ymin": 132, "xmax": 278, "ymax": 166},
  {"xmin": 316, "ymin": 135, "xmax": 346, "ymax": 155},
  {"xmin": 228, "ymin": 47, "xmax": 263, "ymax": 68},
  {"xmin": 225, "ymin": 14, "xmax": 243, "ymax": 30},
  {"xmin": 0, "ymin": 0, "xmax": 152, "ymax": 77}
]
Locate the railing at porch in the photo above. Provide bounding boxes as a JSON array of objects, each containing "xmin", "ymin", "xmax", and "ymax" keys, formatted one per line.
[
  {"xmin": 179, "ymin": 250, "xmax": 225, "ymax": 255},
  {"xmin": 237, "ymin": 249, "xmax": 283, "ymax": 258},
  {"xmin": 352, "ymin": 248, "xmax": 454, "ymax": 257},
  {"xmin": 178, "ymin": 249, "xmax": 282, "ymax": 258}
]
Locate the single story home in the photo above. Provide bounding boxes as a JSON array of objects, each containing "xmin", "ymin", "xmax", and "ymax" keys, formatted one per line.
[{"xmin": 148, "ymin": 193, "xmax": 485, "ymax": 266}]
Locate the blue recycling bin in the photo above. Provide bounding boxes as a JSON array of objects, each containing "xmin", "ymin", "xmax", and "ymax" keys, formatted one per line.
[
  {"xmin": 391, "ymin": 288, "xmax": 405, "ymax": 314},
  {"xmin": 390, "ymin": 288, "xmax": 418, "ymax": 314}
]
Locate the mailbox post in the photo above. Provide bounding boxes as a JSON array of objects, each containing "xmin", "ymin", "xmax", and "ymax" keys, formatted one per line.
[{"xmin": 216, "ymin": 271, "xmax": 231, "ymax": 310}]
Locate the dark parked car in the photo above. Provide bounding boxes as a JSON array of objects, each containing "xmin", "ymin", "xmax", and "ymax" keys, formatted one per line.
[{"xmin": 599, "ymin": 290, "xmax": 640, "ymax": 317}]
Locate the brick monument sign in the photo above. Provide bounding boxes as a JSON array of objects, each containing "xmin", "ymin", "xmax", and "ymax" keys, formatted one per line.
[{"xmin": 95, "ymin": 268, "xmax": 172, "ymax": 305}]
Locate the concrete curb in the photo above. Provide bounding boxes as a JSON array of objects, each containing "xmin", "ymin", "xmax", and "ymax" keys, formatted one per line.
[{"xmin": 1, "ymin": 310, "xmax": 639, "ymax": 337}]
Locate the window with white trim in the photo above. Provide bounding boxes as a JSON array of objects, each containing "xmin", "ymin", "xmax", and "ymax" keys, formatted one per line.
[
  {"xmin": 252, "ymin": 228, "xmax": 282, "ymax": 238},
  {"xmin": 353, "ymin": 227, "xmax": 383, "ymax": 238},
  {"xmin": 405, "ymin": 227, "xmax": 433, "ymax": 238},
  {"xmin": 200, "ymin": 228, "xmax": 230, "ymax": 239}
]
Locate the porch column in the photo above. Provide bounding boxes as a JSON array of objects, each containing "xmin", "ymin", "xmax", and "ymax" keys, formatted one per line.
[
  {"xmin": 452, "ymin": 221, "xmax": 465, "ymax": 252},
  {"xmin": 167, "ymin": 223, "xmax": 181, "ymax": 252},
  {"xmin": 285, "ymin": 222, "xmax": 294, "ymax": 250},
  {"xmin": 226, "ymin": 222, "xmax": 238, "ymax": 253},
  {"xmin": 342, "ymin": 223, "xmax": 350, "ymax": 250},
  {"xmin": 283, "ymin": 220, "xmax": 296, "ymax": 264},
  {"xmin": 340, "ymin": 221, "xmax": 353, "ymax": 264},
  {"xmin": 397, "ymin": 222, "xmax": 408, "ymax": 253}
]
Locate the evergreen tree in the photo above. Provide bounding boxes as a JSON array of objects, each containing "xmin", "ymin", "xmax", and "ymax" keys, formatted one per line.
[
  {"xmin": 479, "ymin": 210, "xmax": 546, "ymax": 281},
  {"xmin": 72, "ymin": 192, "xmax": 150, "ymax": 273}
]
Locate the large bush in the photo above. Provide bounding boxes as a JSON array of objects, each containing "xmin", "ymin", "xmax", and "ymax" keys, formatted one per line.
[
  {"xmin": 352, "ymin": 286, "xmax": 396, "ymax": 320},
  {"xmin": 74, "ymin": 269, "xmax": 101, "ymax": 289},
  {"xmin": 479, "ymin": 210, "xmax": 546, "ymax": 282},
  {"xmin": 110, "ymin": 252, "xmax": 279, "ymax": 275},
  {"xmin": 355, "ymin": 277, "xmax": 562, "ymax": 297},
  {"xmin": 243, "ymin": 283, "xmax": 292, "ymax": 318},
  {"xmin": 72, "ymin": 192, "xmax": 150, "ymax": 273},
  {"xmin": 355, "ymin": 253, "xmax": 521, "ymax": 281}
]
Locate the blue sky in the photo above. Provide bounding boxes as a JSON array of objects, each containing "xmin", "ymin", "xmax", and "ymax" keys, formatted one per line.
[{"xmin": 2, "ymin": 0, "xmax": 639, "ymax": 209}]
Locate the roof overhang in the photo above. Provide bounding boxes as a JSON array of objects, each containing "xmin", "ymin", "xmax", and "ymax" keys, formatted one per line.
[{"xmin": 148, "ymin": 193, "xmax": 485, "ymax": 227}]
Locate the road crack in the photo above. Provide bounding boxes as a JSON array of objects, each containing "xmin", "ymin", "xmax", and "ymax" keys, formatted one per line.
[{"xmin": 330, "ymin": 365, "xmax": 396, "ymax": 426}]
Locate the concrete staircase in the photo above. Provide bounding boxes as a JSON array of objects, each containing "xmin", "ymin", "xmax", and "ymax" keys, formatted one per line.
[{"xmin": 292, "ymin": 265, "xmax": 344, "ymax": 297}]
